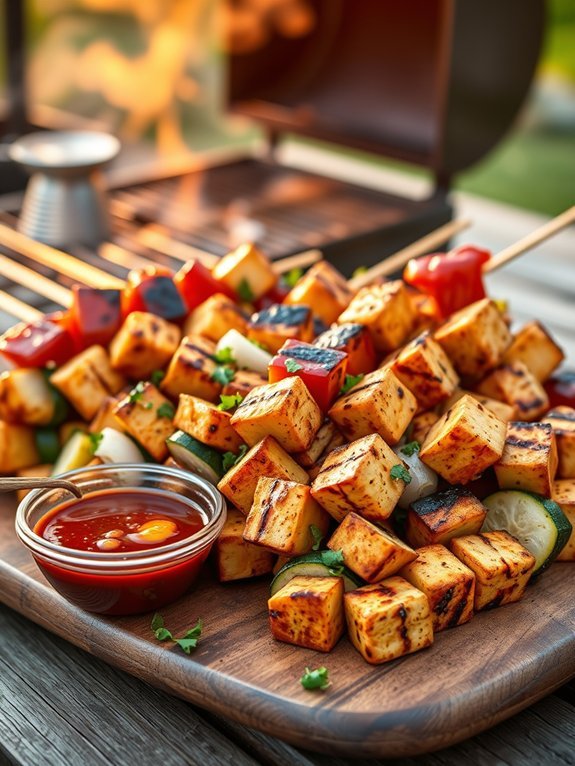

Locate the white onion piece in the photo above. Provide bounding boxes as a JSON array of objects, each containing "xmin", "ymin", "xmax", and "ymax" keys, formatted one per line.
[
  {"xmin": 392, "ymin": 446, "xmax": 438, "ymax": 509},
  {"xmin": 95, "ymin": 428, "xmax": 145, "ymax": 464},
  {"xmin": 216, "ymin": 329, "xmax": 272, "ymax": 375}
]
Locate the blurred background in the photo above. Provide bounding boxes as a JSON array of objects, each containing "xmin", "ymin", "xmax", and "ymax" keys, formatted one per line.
[{"xmin": 0, "ymin": 0, "xmax": 572, "ymax": 216}]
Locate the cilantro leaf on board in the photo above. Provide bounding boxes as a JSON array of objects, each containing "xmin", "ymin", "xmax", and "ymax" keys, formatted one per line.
[{"xmin": 301, "ymin": 666, "xmax": 330, "ymax": 691}]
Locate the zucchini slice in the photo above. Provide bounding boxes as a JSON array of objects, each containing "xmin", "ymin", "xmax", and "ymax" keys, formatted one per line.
[
  {"xmin": 35, "ymin": 428, "xmax": 61, "ymax": 464},
  {"xmin": 270, "ymin": 551, "xmax": 363, "ymax": 595},
  {"xmin": 166, "ymin": 430, "xmax": 224, "ymax": 485},
  {"xmin": 482, "ymin": 490, "xmax": 572, "ymax": 576},
  {"xmin": 52, "ymin": 431, "xmax": 95, "ymax": 475}
]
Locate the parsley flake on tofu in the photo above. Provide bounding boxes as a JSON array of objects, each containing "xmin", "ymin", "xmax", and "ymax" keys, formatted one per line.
[
  {"xmin": 129, "ymin": 382, "xmax": 153, "ymax": 409},
  {"xmin": 237, "ymin": 278, "xmax": 255, "ymax": 303},
  {"xmin": 222, "ymin": 444, "xmax": 248, "ymax": 471},
  {"xmin": 156, "ymin": 402, "xmax": 175, "ymax": 420},
  {"xmin": 300, "ymin": 666, "xmax": 330, "ymax": 691},
  {"xmin": 218, "ymin": 393, "xmax": 244, "ymax": 412},
  {"xmin": 151, "ymin": 614, "xmax": 202, "ymax": 654},
  {"xmin": 285, "ymin": 359, "xmax": 303, "ymax": 373},
  {"xmin": 391, "ymin": 464, "xmax": 412, "ymax": 484},
  {"xmin": 340, "ymin": 373, "xmax": 364, "ymax": 395},
  {"xmin": 211, "ymin": 365, "xmax": 235, "ymax": 385},
  {"xmin": 400, "ymin": 441, "xmax": 420, "ymax": 457}
]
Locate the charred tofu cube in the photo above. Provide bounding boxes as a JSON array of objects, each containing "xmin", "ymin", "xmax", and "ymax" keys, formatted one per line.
[
  {"xmin": 311, "ymin": 434, "xmax": 406, "ymax": 523},
  {"xmin": 247, "ymin": 304, "xmax": 314, "ymax": 354},
  {"xmin": 0, "ymin": 421, "xmax": 39, "ymax": 473},
  {"xmin": 344, "ymin": 577, "xmax": 433, "ymax": 664},
  {"xmin": 268, "ymin": 575, "xmax": 345, "ymax": 652},
  {"xmin": 503, "ymin": 321, "xmax": 564, "ymax": 382},
  {"xmin": 89, "ymin": 392, "xmax": 128, "ymax": 433},
  {"xmin": 494, "ymin": 421, "xmax": 558, "ymax": 496},
  {"xmin": 405, "ymin": 487, "xmax": 488, "ymax": 548},
  {"xmin": 329, "ymin": 367, "xmax": 416, "ymax": 445},
  {"xmin": 212, "ymin": 242, "xmax": 276, "ymax": 300},
  {"xmin": 174, "ymin": 394, "xmax": 245, "ymax": 453},
  {"xmin": 0, "ymin": 368, "xmax": 55, "ymax": 426},
  {"xmin": 475, "ymin": 362, "xmax": 549, "ymax": 421},
  {"xmin": 113, "ymin": 381, "xmax": 175, "ymax": 461},
  {"xmin": 284, "ymin": 261, "xmax": 353, "ymax": 325},
  {"xmin": 160, "ymin": 335, "xmax": 221, "ymax": 402},
  {"xmin": 542, "ymin": 407, "xmax": 575, "ymax": 479},
  {"xmin": 442, "ymin": 389, "xmax": 515, "ymax": 423},
  {"xmin": 292, "ymin": 420, "xmax": 342, "ymax": 468},
  {"xmin": 244, "ymin": 478, "xmax": 331, "ymax": 555},
  {"xmin": 110, "ymin": 312, "xmax": 180, "ymax": 380},
  {"xmin": 410, "ymin": 410, "xmax": 440, "ymax": 445},
  {"xmin": 450, "ymin": 530, "xmax": 536, "ymax": 610},
  {"xmin": 230, "ymin": 376, "xmax": 322, "ymax": 453},
  {"xmin": 222, "ymin": 369, "xmax": 267, "ymax": 398},
  {"xmin": 215, "ymin": 507, "xmax": 276, "ymax": 581},
  {"xmin": 434, "ymin": 298, "xmax": 511, "ymax": 381},
  {"xmin": 400, "ymin": 544, "xmax": 475, "ymax": 631},
  {"xmin": 184, "ymin": 293, "xmax": 248, "ymax": 343},
  {"xmin": 552, "ymin": 479, "xmax": 575, "ymax": 561},
  {"xmin": 390, "ymin": 332, "xmax": 459, "ymax": 410},
  {"xmin": 314, "ymin": 323, "xmax": 377, "ymax": 376},
  {"xmin": 217, "ymin": 435, "xmax": 309, "ymax": 515},
  {"xmin": 420, "ymin": 394, "xmax": 506, "ymax": 484},
  {"xmin": 327, "ymin": 512, "xmax": 417, "ymax": 582},
  {"xmin": 50, "ymin": 345, "xmax": 126, "ymax": 421},
  {"xmin": 338, "ymin": 280, "xmax": 417, "ymax": 353},
  {"xmin": 269, "ymin": 340, "xmax": 348, "ymax": 412}
]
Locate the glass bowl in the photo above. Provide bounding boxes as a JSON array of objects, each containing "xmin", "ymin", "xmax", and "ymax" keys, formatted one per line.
[{"xmin": 15, "ymin": 463, "xmax": 226, "ymax": 616}]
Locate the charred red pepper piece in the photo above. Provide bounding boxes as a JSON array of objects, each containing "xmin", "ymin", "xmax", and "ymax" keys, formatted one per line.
[
  {"xmin": 0, "ymin": 319, "xmax": 73, "ymax": 367},
  {"xmin": 174, "ymin": 260, "xmax": 236, "ymax": 311},
  {"xmin": 69, "ymin": 286, "xmax": 122, "ymax": 349},
  {"xmin": 544, "ymin": 371, "xmax": 575, "ymax": 408},
  {"xmin": 254, "ymin": 282, "xmax": 290, "ymax": 312},
  {"xmin": 403, "ymin": 245, "xmax": 491, "ymax": 319},
  {"xmin": 123, "ymin": 266, "xmax": 188, "ymax": 322},
  {"xmin": 314, "ymin": 323, "xmax": 377, "ymax": 375},
  {"xmin": 268, "ymin": 339, "xmax": 348, "ymax": 412}
]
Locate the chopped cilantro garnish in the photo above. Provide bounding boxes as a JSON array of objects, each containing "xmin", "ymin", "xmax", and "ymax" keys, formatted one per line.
[
  {"xmin": 157, "ymin": 402, "xmax": 175, "ymax": 419},
  {"xmin": 222, "ymin": 444, "xmax": 248, "ymax": 471},
  {"xmin": 151, "ymin": 614, "xmax": 202, "ymax": 654},
  {"xmin": 309, "ymin": 524, "xmax": 324, "ymax": 551},
  {"xmin": 319, "ymin": 549, "xmax": 345, "ymax": 575},
  {"xmin": 213, "ymin": 346, "xmax": 235, "ymax": 365},
  {"xmin": 301, "ymin": 666, "xmax": 330, "ymax": 691},
  {"xmin": 151, "ymin": 613, "xmax": 173, "ymax": 642},
  {"xmin": 283, "ymin": 267, "xmax": 304, "ymax": 289},
  {"xmin": 237, "ymin": 278, "xmax": 254, "ymax": 303},
  {"xmin": 390, "ymin": 464, "xmax": 412, "ymax": 484},
  {"xmin": 151, "ymin": 370, "xmax": 165, "ymax": 386},
  {"xmin": 400, "ymin": 441, "xmax": 420, "ymax": 457},
  {"xmin": 340, "ymin": 373, "xmax": 364, "ymax": 395},
  {"xmin": 129, "ymin": 382, "xmax": 153, "ymax": 409},
  {"xmin": 88, "ymin": 432, "xmax": 103, "ymax": 453},
  {"xmin": 285, "ymin": 359, "xmax": 303, "ymax": 373},
  {"xmin": 218, "ymin": 393, "xmax": 244, "ymax": 411},
  {"xmin": 211, "ymin": 365, "xmax": 236, "ymax": 385}
]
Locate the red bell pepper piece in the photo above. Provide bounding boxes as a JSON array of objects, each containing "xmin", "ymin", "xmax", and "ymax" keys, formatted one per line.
[
  {"xmin": 268, "ymin": 339, "xmax": 348, "ymax": 412},
  {"xmin": 174, "ymin": 260, "xmax": 236, "ymax": 311},
  {"xmin": 544, "ymin": 371, "xmax": 575, "ymax": 408},
  {"xmin": 123, "ymin": 266, "xmax": 188, "ymax": 322},
  {"xmin": 403, "ymin": 245, "xmax": 491, "ymax": 319},
  {"xmin": 69, "ymin": 286, "xmax": 122, "ymax": 349},
  {"xmin": 0, "ymin": 319, "xmax": 73, "ymax": 367},
  {"xmin": 314, "ymin": 323, "xmax": 377, "ymax": 375},
  {"xmin": 254, "ymin": 282, "xmax": 290, "ymax": 312}
]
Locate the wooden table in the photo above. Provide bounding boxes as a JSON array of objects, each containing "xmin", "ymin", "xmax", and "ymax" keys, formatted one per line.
[{"xmin": 0, "ymin": 183, "xmax": 574, "ymax": 765}]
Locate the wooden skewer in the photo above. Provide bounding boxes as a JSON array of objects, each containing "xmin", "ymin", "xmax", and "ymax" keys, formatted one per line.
[
  {"xmin": 348, "ymin": 218, "xmax": 473, "ymax": 290},
  {"xmin": 0, "ymin": 290, "xmax": 43, "ymax": 322},
  {"xmin": 271, "ymin": 248, "xmax": 323, "ymax": 275},
  {"xmin": 0, "ymin": 252, "xmax": 72, "ymax": 308},
  {"xmin": 0, "ymin": 477, "xmax": 82, "ymax": 498},
  {"xmin": 484, "ymin": 205, "xmax": 575, "ymax": 273}
]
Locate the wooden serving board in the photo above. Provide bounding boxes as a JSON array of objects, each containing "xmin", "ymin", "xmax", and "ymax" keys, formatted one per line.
[{"xmin": 0, "ymin": 496, "xmax": 573, "ymax": 759}]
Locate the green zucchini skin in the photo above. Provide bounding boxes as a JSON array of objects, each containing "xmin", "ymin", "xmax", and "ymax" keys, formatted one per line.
[
  {"xmin": 270, "ymin": 552, "xmax": 364, "ymax": 595},
  {"xmin": 166, "ymin": 430, "xmax": 224, "ymax": 485}
]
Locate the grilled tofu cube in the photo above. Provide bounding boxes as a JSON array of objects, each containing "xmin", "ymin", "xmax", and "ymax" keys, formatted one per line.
[
  {"xmin": 247, "ymin": 304, "xmax": 314, "ymax": 354},
  {"xmin": 215, "ymin": 507, "xmax": 276, "ymax": 581},
  {"xmin": 390, "ymin": 332, "xmax": 459, "ymax": 410},
  {"xmin": 184, "ymin": 293, "xmax": 248, "ymax": 343},
  {"xmin": 494, "ymin": 421, "xmax": 558, "ymax": 495},
  {"xmin": 174, "ymin": 394, "xmax": 245, "ymax": 452},
  {"xmin": 542, "ymin": 407, "xmax": 575, "ymax": 479},
  {"xmin": 503, "ymin": 321, "xmax": 564, "ymax": 382},
  {"xmin": 338, "ymin": 280, "xmax": 417, "ymax": 353},
  {"xmin": 230, "ymin": 376, "xmax": 321, "ymax": 452},
  {"xmin": 212, "ymin": 242, "xmax": 276, "ymax": 301},
  {"xmin": 160, "ymin": 335, "xmax": 221, "ymax": 402},
  {"xmin": 405, "ymin": 487, "xmax": 488, "ymax": 548},
  {"xmin": 450, "ymin": 530, "xmax": 536, "ymax": 610},
  {"xmin": 552, "ymin": 479, "xmax": 575, "ymax": 561},
  {"xmin": 268, "ymin": 575, "xmax": 345, "ymax": 652},
  {"xmin": 314, "ymin": 323, "xmax": 377, "ymax": 376},
  {"xmin": 0, "ymin": 421, "xmax": 39, "ymax": 473},
  {"xmin": 0, "ymin": 368, "xmax": 55, "ymax": 426},
  {"xmin": 311, "ymin": 434, "xmax": 406, "ymax": 523},
  {"xmin": 327, "ymin": 512, "xmax": 417, "ymax": 582},
  {"xmin": 344, "ymin": 577, "xmax": 433, "ymax": 664},
  {"xmin": 442, "ymin": 389, "xmax": 515, "ymax": 423},
  {"xmin": 400, "ymin": 544, "xmax": 475, "ymax": 631},
  {"xmin": 113, "ymin": 381, "xmax": 175, "ymax": 461},
  {"xmin": 110, "ymin": 312, "xmax": 180, "ymax": 380},
  {"xmin": 410, "ymin": 411, "xmax": 440, "ymax": 445},
  {"xmin": 475, "ymin": 362, "xmax": 549, "ymax": 421},
  {"xmin": 50, "ymin": 345, "xmax": 126, "ymax": 421},
  {"xmin": 420, "ymin": 394, "xmax": 506, "ymax": 484},
  {"xmin": 89, "ymin": 393, "xmax": 128, "ymax": 433},
  {"xmin": 244, "ymin": 477, "xmax": 331, "ymax": 555},
  {"xmin": 292, "ymin": 420, "xmax": 341, "ymax": 468},
  {"xmin": 329, "ymin": 367, "xmax": 417, "ymax": 445},
  {"xmin": 217, "ymin": 435, "xmax": 309, "ymax": 515},
  {"xmin": 284, "ymin": 261, "xmax": 353, "ymax": 325},
  {"xmin": 16, "ymin": 463, "xmax": 53, "ymax": 501},
  {"xmin": 222, "ymin": 369, "xmax": 267, "ymax": 398},
  {"xmin": 434, "ymin": 298, "xmax": 511, "ymax": 381}
]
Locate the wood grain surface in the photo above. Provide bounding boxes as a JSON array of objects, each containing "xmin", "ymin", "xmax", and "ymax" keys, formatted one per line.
[{"xmin": 1, "ymin": 495, "xmax": 574, "ymax": 759}]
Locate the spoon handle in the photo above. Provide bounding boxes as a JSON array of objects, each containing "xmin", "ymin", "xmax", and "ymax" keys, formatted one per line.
[{"xmin": 0, "ymin": 477, "xmax": 82, "ymax": 498}]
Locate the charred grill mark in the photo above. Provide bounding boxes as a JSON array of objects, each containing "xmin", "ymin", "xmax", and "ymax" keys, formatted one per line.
[
  {"xmin": 505, "ymin": 436, "xmax": 549, "ymax": 451},
  {"xmin": 235, "ymin": 387, "xmax": 287, "ymax": 412},
  {"xmin": 516, "ymin": 398, "xmax": 545, "ymax": 413},
  {"xmin": 251, "ymin": 304, "xmax": 310, "ymax": 327},
  {"xmin": 546, "ymin": 409, "xmax": 575, "ymax": 422},
  {"xmin": 433, "ymin": 587, "xmax": 455, "ymax": 616},
  {"xmin": 319, "ymin": 450, "xmax": 366, "ymax": 475},
  {"xmin": 484, "ymin": 594, "xmax": 504, "ymax": 610},
  {"xmin": 447, "ymin": 579, "xmax": 473, "ymax": 627},
  {"xmin": 397, "ymin": 606, "xmax": 411, "ymax": 653},
  {"xmin": 278, "ymin": 343, "xmax": 345, "ymax": 370},
  {"xmin": 413, "ymin": 487, "xmax": 474, "ymax": 517},
  {"xmin": 255, "ymin": 478, "xmax": 283, "ymax": 538},
  {"xmin": 339, "ymin": 378, "xmax": 382, "ymax": 396}
]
